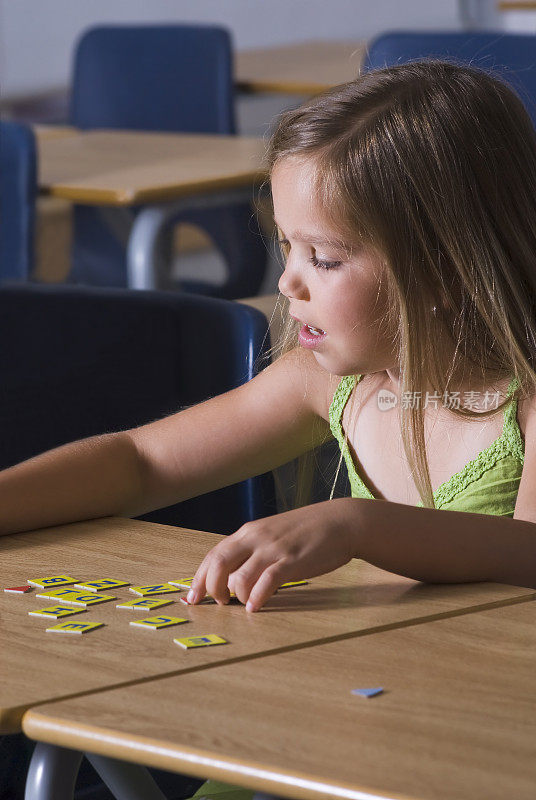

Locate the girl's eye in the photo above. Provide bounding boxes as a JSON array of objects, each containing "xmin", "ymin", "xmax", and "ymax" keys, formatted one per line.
[{"xmin": 309, "ymin": 256, "xmax": 342, "ymax": 271}]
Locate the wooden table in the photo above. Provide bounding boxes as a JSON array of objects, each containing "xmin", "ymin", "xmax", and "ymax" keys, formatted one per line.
[
  {"xmin": 33, "ymin": 125, "xmax": 76, "ymax": 141},
  {"xmin": 4, "ymin": 516, "xmax": 532, "ymax": 736},
  {"xmin": 24, "ymin": 600, "xmax": 536, "ymax": 800},
  {"xmin": 3, "ymin": 517, "xmax": 535, "ymax": 798},
  {"xmin": 235, "ymin": 41, "xmax": 368, "ymax": 95},
  {"xmin": 37, "ymin": 129, "xmax": 265, "ymax": 207},
  {"xmin": 498, "ymin": 2, "xmax": 536, "ymax": 9},
  {"xmin": 36, "ymin": 128, "xmax": 267, "ymax": 289}
]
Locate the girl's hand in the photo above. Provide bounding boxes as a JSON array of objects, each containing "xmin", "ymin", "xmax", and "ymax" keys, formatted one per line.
[{"xmin": 187, "ymin": 498, "xmax": 361, "ymax": 612}]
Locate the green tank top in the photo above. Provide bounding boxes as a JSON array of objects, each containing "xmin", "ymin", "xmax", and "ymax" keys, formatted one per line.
[{"xmin": 329, "ymin": 375, "xmax": 524, "ymax": 516}]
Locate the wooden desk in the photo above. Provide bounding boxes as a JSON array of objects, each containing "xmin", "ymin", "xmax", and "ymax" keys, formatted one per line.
[
  {"xmin": 24, "ymin": 601, "xmax": 536, "ymax": 800},
  {"xmin": 33, "ymin": 125, "xmax": 76, "ymax": 141},
  {"xmin": 36, "ymin": 129, "xmax": 267, "ymax": 289},
  {"xmin": 37, "ymin": 129, "xmax": 266, "ymax": 207},
  {"xmin": 235, "ymin": 41, "xmax": 367, "ymax": 95},
  {"xmin": 2, "ymin": 516, "xmax": 534, "ymax": 736},
  {"xmin": 498, "ymin": 2, "xmax": 536, "ymax": 9}
]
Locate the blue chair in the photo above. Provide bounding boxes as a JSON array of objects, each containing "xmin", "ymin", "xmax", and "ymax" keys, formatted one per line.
[
  {"xmin": 0, "ymin": 121, "xmax": 36, "ymax": 282},
  {"xmin": 363, "ymin": 31, "xmax": 536, "ymax": 126},
  {"xmin": 68, "ymin": 25, "xmax": 268, "ymax": 298},
  {"xmin": 0, "ymin": 284, "xmax": 275, "ymax": 800},
  {"xmin": 0, "ymin": 284, "xmax": 275, "ymax": 533}
]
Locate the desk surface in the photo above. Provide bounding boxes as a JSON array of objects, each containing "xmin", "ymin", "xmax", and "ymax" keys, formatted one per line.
[
  {"xmin": 2, "ymin": 517, "xmax": 534, "ymax": 733},
  {"xmin": 497, "ymin": 2, "xmax": 536, "ymax": 9},
  {"xmin": 37, "ymin": 129, "xmax": 267, "ymax": 206},
  {"xmin": 33, "ymin": 124, "xmax": 76, "ymax": 140},
  {"xmin": 235, "ymin": 40, "xmax": 367, "ymax": 94},
  {"xmin": 24, "ymin": 601, "xmax": 536, "ymax": 800}
]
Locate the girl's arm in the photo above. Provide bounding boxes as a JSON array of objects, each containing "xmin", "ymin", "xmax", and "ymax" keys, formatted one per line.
[
  {"xmin": 0, "ymin": 349, "xmax": 331, "ymax": 535},
  {"xmin": 189, "ymin": 396, "xmax": 536, "ymax": 609},
  {"xmin": 321, "ymin": 384, "xmax": 536, "ymax": 586},
  {"xmin": 345, "ymin": 498, "xmax": 536, "ymax": 588},
  {"xmin": 189, "ymin": 496, "xmax": 536, "ymax": 612}
]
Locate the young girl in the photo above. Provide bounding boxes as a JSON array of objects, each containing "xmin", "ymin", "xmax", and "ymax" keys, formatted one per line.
[{"xmin": 3, "ymin": 61, "xmax": 536, "ymax": 613}]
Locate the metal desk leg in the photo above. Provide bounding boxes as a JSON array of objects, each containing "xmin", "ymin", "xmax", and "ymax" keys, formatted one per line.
[
  {"xmin": 126, "ymin": 188, "xmax": 256, "ymax": 291},
  {"xmin": 24, "ymin": 743, "xmax": 83, "ymax": 800},
  {"xmin": 126, "ymin": 205, "xmax": 173, "ymax": 290},
  {"xmin": 86, "ymin": 753, "xmax": 169, "ymax": 800}
]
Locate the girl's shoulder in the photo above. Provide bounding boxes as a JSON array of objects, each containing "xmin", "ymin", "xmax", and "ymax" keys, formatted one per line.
[
  {"xmin": 517, "ymin": 389, "xmax": 536, "ymax": 441},
  {"xmin": 512, "ymin": 388, "xmax": 536, "ymax": 522},
  {"xmin": 265, "ymin": 347, "xmax": 337, "ymax": 421},
  {"xmin": 269, "ymin": 349, "xmax": 375, "ymax": 422}
]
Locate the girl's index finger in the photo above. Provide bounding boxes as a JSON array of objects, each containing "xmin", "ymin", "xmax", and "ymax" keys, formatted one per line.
[
  {"xmin": 187, "ymin": 562, "xmax": 209, "ymax": 604},
  {"xmin": 187, "ymin": 536, "xmax": 232, "ymax": 603}
]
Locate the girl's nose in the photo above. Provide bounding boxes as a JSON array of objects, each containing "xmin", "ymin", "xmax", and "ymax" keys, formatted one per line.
[{"xmin": 278, "ymin": 260, "xmax": 309, "ymax": 300}]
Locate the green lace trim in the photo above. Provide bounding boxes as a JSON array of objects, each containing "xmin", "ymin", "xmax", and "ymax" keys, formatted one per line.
[
  {"xmin": 329, "ymin": 374, "xmax": 374, "ymax": 500},
  {"xmin": 432, "ymin": 376, "xmax": 523, "ymax": 507},
  {"xmin": 329, "ymin": 374, "xmax": 524, "ymax": 507}
]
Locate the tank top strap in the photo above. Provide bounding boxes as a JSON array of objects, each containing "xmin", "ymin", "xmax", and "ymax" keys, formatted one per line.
[
  {"xmin": 502, "ymin": 376, "xmax": 524, "ymax": 464},
  {"xmin": 328, "ymin": 374, "xmax": 362, "ymax": 433}
]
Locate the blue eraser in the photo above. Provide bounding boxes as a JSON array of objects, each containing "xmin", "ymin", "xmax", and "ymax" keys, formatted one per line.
[{"xmin": 351, "ymin": 687, "xmax": 384, "ymax": 698}]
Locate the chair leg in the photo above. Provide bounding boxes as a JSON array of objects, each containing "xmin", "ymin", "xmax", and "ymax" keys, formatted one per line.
[
  {"xmin": 86, "ymin": 752, "xmax": 169, "ymax": 800},
  {"xmin": 127, "ymin": 205, "xmax": 171, "ymax": 290},
  {"xmin": 24, "ymin": 743, "xmax": 83, "ymax": 800},
  {"xmin": 126, "ymin": 189, "xmax": 259, "ymax": 291}
]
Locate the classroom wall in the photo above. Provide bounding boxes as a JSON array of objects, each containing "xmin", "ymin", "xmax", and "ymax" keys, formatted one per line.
[
  {"xmin": 0, "ymin": 0, "xmax": 467, "ymax": 98},
  {"xmin": 4, "ymin": 1, "xmax": 535, "ymax": 98}
]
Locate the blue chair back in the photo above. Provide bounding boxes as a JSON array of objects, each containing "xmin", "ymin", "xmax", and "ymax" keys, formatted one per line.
[
  {"xmin": 71, "ymin": 25, "xmax": 235, "ymax": 134},
  {"xmin": 0, "ymin": 121, "xmax": 36, "ymax": 281},
  {"xmin": 0, "ymin": 284, "xmax": 275, "ymax": 533},
  {"xmin": 68, "ymin": 25, "xmax": 267, "ymax": 298},
  {"xmin": 363, "ymin": 32, "xmax": 536, "ymax": 126}
]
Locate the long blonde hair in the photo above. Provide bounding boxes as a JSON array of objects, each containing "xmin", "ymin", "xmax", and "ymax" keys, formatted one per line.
[{"xmin": 268, "ymin": 60, "xmax": 536, "ymax": 507}]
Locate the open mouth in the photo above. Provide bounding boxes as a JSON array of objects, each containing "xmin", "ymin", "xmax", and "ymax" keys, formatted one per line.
[
  {"xmin": 304, "ymin": 323, "xmax": 325, "ymax": 336},
  {"xmin": 298, "ymin": 322, "xmax": 327, "ymax": 349}
]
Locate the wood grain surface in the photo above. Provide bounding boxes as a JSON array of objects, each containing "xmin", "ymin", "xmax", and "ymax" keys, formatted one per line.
[
  {"xmin": 24, "ymin": 600, "xmax": 536, "ymax": 800},
  {"xmin": 497, "ymin": 2, "xmax": 536, "ymax": 10},
  {"xmin": 38, "ymin": 130, "xmax": 267, "ymax": 205},
  {"xmin": 2, "ymin": 517, "xmax": 534, "ymax": 733},
  {"xmin": 236, "ymin": 40, "xmax": 367, "ymax": 94}
]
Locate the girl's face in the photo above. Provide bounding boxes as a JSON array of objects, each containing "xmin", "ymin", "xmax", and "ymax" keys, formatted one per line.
[{"xmin": 272, "ymin": 157, "xmax": 397, "ymax": 377}]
